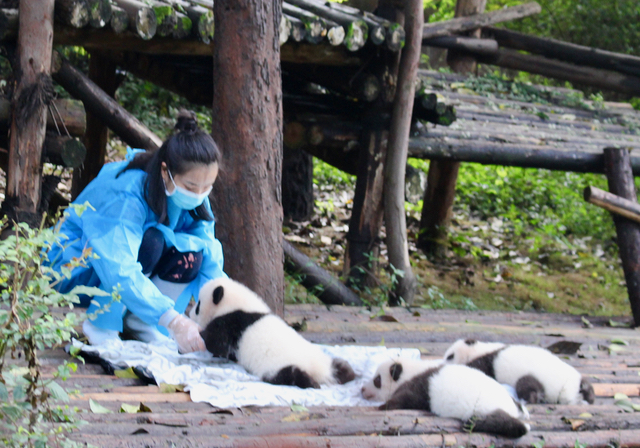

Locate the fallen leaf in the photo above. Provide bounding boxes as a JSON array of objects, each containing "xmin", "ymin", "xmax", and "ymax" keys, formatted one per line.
[
  {"xmin": 139, "ymin": 403, "xmax": 152, "ymax": 413},
  {"xmin": 120, "ymin": 403, "xmax": 140, "ymax": 414},
  {"xmin": 114, "ymin": 367, "xmax": 139, "ymax": 379},
  {"xmin": 374, "ymin": 315, "xmax": 399, "ymax": 322},
  {"xmin": 578, "ymin": 412, "xmax": 593, "ymax": 418},
  {"xmin": 610, "ymin": 338, "xmax": 629, "ymax": 346},
  {"xmin": 546, "ymin": 341, "xmax": 582, "ymax": 355},
  {"xmin": 609, "ymin": 319, "xmax": 630, "ymax": 328},
  {"xmin": 569, "ymin": 419, "xmax": 585, "ymax": 430},
  {"xmin": 581, "ymin": 316, "xmax": 593, "ymax": 328},
  {"xmin": 614, "ymin": 393, "xmax": 629, "ymax": 400},
  {"xmin": 159, "ymin": 383, "xmax": 184, "ymax": 393},
  {"xmin": 89, "ymin": 399, "xmax": 112, "ymax": 414},
  {"xmin": 131, "ymin": 428, "xmax": 149, "ymax": 435},
  {"xmin": 291, "ymin": 403, "xmax": 309, "ymax": 413}
]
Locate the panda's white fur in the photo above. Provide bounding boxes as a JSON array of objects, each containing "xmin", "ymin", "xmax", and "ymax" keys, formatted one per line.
[
  {"xmin": 381, "ymin": 362, "xmax": 530, "ymax": 438},
  {"xmin": 443, "ymin": 339, "xmax": 594, "ymax": 405},
  {"xmin": 189, "ymin": 277, "xmax": 354, "ymax": 388},
  {"xmin": 361, "ymin": 357, "xmax": 443, "ymax": 402}
]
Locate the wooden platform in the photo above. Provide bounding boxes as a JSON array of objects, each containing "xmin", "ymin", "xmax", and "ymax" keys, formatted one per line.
[{"xmin": 21, "ymin": 306, "xmax": 640, "ymax": 447}]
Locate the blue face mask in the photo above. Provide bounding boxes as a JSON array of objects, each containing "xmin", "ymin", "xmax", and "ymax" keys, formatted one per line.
[{"xmin": 165, "ymin": 170, "xmax": 212, "ymax": 210}]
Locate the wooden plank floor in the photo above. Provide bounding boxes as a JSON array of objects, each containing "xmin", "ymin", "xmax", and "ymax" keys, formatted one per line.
[{"xmin": 16, "ymin": 306, "xmax": 640, "ymax": 447}]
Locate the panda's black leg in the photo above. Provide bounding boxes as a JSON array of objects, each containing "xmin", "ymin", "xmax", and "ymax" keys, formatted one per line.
[
  {"xmin": 332, "ymin": 358, "xmax": 356, "ymax": 384},
  {"xmin": 266, "ymin": 366, "xmax": 320, "ymax": 389},
  {"xmin": 515, "ymin": 374, "xmax": 545, "ymax": 403},
  {"xmin": 470, "ymin": 409, "xmax": 528, "ymax": 438}
]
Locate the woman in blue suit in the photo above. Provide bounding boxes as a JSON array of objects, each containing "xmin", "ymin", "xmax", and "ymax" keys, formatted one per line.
[{"xmin": 47, "ymin": 110, "xmax": 225, "ymax": 353}]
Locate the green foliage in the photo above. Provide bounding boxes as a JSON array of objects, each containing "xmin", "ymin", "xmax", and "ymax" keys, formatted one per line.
[
  {"xmin": 454, "ymin": 163, "xmax": 617, "ymax": 242},
  {"xmin": 0, "ymin": 208, "xmax": 119, "ymax": 447},
  {"xmin": 312, "ymin": 158, "xmax": 355, "ymax": 188}
]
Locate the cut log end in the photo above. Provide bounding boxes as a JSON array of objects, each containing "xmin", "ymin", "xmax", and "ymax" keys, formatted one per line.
[
  {"xmin": 345, "ymin": 21, "xmax": 368, "ymax": 52},
  {"xmin": 369, "ymin": 25, "xmax": 386, "ymax": 45},
  {"xmin": 134, "ymin": 8, "xmax": 157, "ymax": 40},
  {"xmin": 327, "ymin": 25, "xmax": 345, "ymax": 46},
  {"xmin": 109, "ymin": 6, "xmax": 129, "ymax": 34},
  {"xmin": 386, "ymin": 24, "xmax": 406, "ymax": 52},
  {"xmin": 56, "ymin": 0, "xmax": 90, "ymax": 28},
  {"xmin": 195, "ymin": 10, "xmax": 214, "ymax": 43},
  {"xmin": 280, "ymin": 15, "xmax": 292, "ymax": 46},
  {"xmin": 304, "ymin": 19, "xmax": 325, "ymax": 44},
  {"xmin": 88, "ymin": 0, "xmax": 113, "ymax": 28},
  {"xmin": 290, "ymin": 21, "xmax": 306, "ymax": 42}
]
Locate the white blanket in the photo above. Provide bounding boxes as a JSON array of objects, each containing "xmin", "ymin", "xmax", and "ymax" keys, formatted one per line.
[{"xmin": 72, "ymin": 339, "xmax": 421, "ymax": 408}]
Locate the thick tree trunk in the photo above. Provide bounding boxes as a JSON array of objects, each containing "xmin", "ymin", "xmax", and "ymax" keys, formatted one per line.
[
  {"xmin": 603, "ymin": 147, "xmax": 640, "ymax": 327},
  {"xmin": 3, "ymin": 0, "xmax": 55, "ymax": 226},
  {"xmin": 211, "ymin": 0, "xmax": 284, "ymax": 315},
  {"xmin": 71, "ymin": 51, "xmax": 118, "ymax": 199},
  {"xmin": 51, "ymin": 52, "xmax": 162, "ymax": 151},
  {"xmin": 383, "ymin": 0, "xmax": 422, "ymax": 306}
]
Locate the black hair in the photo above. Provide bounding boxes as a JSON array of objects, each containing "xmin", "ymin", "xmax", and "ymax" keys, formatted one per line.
[{"xmin": 118, "ymin": 110, "xmax": 221, "ymax": 224}]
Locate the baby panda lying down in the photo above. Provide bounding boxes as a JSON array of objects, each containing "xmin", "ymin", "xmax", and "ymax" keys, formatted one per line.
[
  {"xmin": 190, "ymin": 277, "xmax": 356, "ymax": 389},
  {"xmin": 368, "ymin": 357, "xmax": 529, "ymax": 439},
  {"xmin": 444, "ymin": 339, "xmax": 595, "ymax": 405}
]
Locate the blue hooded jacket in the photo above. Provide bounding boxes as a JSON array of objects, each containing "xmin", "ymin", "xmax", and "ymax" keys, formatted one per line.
[{"xmin": 47, "ymin": 155, "xmax": 225, "ymax": 332}]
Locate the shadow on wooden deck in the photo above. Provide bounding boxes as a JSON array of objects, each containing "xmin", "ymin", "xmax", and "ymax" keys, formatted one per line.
[{"xmin": 15, "ymin": 306, "xmax": 640, "ymax": 447}]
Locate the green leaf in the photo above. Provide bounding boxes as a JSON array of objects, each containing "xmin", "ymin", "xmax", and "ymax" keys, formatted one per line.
[
  {"xmin": 120, "ymin": 403, "xmax": 141, "ymax": 413},
  {"xmin": 609, "ymin": 319, "xmax": 630, "ymax": 328},
  {"xmin": 159, "ymin": 383, "xmax": 184, "ymax": 393},
  {"xmin": 290, "ymin": 403, "xmax": 308, "ymax": 413},
  {"xmin": 69, "ymin": 285, "xmax": 110, "ymax": 297},
  {"xmin": 614, "ymin": 392, "xmax": 629, "ymax": 400},
  {"xmin": 114, "ymin": 367, "xmax": 139, "ymax": 379},
  {"xmin": 47, "ymin": 381, "xmax": 70, "ymax": 403},
  {"xmin": 89, "ymin": 398, "xmax": 113, "ymax": 414},
  {"xmin": 610, "ymin": 338, "xmax": 629, "ymax": 345},
  {"xmin": 139, "ymin": 402, "xmax": 152, "ymax": 413}
]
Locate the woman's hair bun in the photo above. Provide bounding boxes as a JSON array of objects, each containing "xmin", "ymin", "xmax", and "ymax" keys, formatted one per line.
[{"xmin": 175, "ymin": 109, "xmax": 198, "ymax": 133}]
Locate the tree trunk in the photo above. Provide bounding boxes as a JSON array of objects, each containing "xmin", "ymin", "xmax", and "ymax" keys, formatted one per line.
[
  {"xmin": 383, "ymin": 0, "xmax": 422, "ymax": 306},
  {"xmin": 211, "ymin": 0, "xmax": 284, "ymax": 315},
  {"xmin": 72, "ymin": 50, "xmax": 118, "ymax": 199},
  {"xmin": 51, "ymin": 51, "xmax": 162, "ymax": 151},
  {"xmin": 3, "ymin": 0, "xmax": 55, "ymax": 226},
  {"xmin": 603, "ymin": 147, "xmax": 640, "ymax": 327}
]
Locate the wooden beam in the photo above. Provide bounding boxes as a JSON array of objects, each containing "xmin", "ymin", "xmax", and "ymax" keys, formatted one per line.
[
  {"xmin": 422, "ymin": 2, "xmax": 541, "ymax": 40},
  {"xmin": 585, "ymin": 186, "xmax": 640, "ymax": 225},
  {"xmin": 485, "ymin": 26, "xmax": 640, "ymax": 78},
  {"xmin": 3, "ymin": 0, "xmax": 55, "ymax": 225},
  {"xmin": 283, "ymin": 239, "xmax": 363, "ymax": 306},
  {"xmin": 474, "ymin": 48, "xmax": 640, "ymax": 96},
  {"xmin": 0, "ymin": 97, "xmax": 86, "ymax": 136},
  {"xmin": 51, "ymin": 25, "xmax": 363, "ymax": 65},
  {"xmin": 423, "ymin": 35, "xmax": 497, "ymax": 55},
  {"xmin": 604, "ymin": 147, "xmax": 640, "ymax": 327},
  {"xmin": 51, "ymin": 51, "xmax": 162, "ymax": 151},
  {"xmin": 407, "ymin": 138, "xmax": 640, "ymax": 175}
]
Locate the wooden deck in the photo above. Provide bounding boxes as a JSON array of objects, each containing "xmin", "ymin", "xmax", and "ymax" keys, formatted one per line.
[{"xmin": 23, "ymin": 305, "xmax": 640, "ymax": 447}]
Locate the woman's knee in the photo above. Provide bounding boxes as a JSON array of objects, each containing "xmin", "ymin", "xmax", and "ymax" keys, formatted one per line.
[{"xmin": 138, "ymin": 227, "xmax": 165, "ymax": 275}]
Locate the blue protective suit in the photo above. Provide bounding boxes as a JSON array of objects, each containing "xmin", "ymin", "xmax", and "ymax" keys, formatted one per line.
[{"xmin": 47, "ymin": 155, "xmax": 225, "ymax": 333}]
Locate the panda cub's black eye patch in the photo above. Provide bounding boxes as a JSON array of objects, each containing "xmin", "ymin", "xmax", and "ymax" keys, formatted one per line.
[
  {"xmin": 373, "ymin": 374, "xmax": 381, "ymax": 388},
  {"xmin": 446, "ymin": 354, "xmax": 454, "ymax": 361},
  {"xmin": 195, "ymin": 301, "xmax": 201, "ymax": 315}
]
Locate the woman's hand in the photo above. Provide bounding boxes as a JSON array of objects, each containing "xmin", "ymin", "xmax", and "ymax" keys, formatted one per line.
[{"xmin": 166, "ymin": 314, "xmax": 206, "ymax": 353}]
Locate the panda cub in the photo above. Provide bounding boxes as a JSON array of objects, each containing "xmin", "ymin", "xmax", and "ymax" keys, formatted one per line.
[
  {"xmin": 379, "ymin": 360, "xmax": 530, "ymax": 439},
  {"xmin": 443, "ymin": 339, "xmax": 595, "ymax": 405},
  {"xmin": 189, "ymin": 277, "xmax": 356, "ymax": 389},
  {"xmin": 362, "ymin": 357, "xmax": 443, "ymax": 402}
]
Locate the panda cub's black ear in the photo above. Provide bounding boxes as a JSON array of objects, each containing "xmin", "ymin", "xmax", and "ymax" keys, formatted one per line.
[
  {"xmin": 389, "ymin": 363, "xmax": 403, "ymax": 382},
  {"xmin": 464, "ymin": 338, "xmax": 477, "ymax": 345},
  {"xmin": 212, "ymin": 286, "xmax": 224, "ymax": 305}
]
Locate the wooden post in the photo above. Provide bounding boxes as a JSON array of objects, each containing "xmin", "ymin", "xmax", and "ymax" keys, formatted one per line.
[
  {"xmin": 383, "ymin": 0, "xmax": 422, "ymax": 306},
  {"xmin": 282, "ymin": 145, "xmax": 313, "ymax": 222},
  {"xmin": 447, "ymin": 0, "xmax": 487, "ymax": 72},
  {"xmin": 3, "ymin": 0, "xmax": 55, "ymax": 226},
  {"xmin": 211, "ymin": 0, "xmax": 284, "ymax": 315},
  {"xmin": 603, "ymin": 147, "xmax": 640, "ymax": 327},
  {"xmin": 343, "ymin": 0, "xmax": 401, "ymax": 289},
  {"xmin": 71, "ymin": 51, "xmax": 117, "ymax": 199},
  {"xmin": 418, "ymin": 0, "xmax": 484, "ymax": 256}
]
